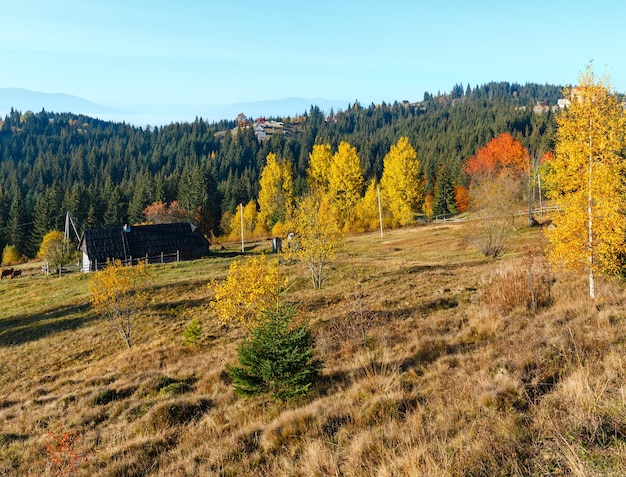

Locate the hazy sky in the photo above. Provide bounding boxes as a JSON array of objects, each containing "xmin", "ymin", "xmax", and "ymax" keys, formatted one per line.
[{"xmin": 2, "ymin": 0, "xmax": 625, "ymax": 122}]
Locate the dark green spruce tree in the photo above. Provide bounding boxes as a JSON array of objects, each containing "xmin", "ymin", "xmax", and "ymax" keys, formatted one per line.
[
  {"xmin": 227, "ymin": 302, "xmax": 322, "ymax": 402},
  {"xmin": 433, "ymin": 164, "xmax": 458, "ymax": 217},
  {"xmin": 8, "ymin": 189, "xmax": 28, "ymax": 256},
  {"xmin": 29, "ymin": 186, "xmax": 61, "ymax": 256}
]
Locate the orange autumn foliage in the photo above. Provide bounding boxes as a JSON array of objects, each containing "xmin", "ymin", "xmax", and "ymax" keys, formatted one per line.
[
  {"xmin": 539, "ymin": 150, "xmax": 553, "ymax": 164},
  {"xmin": 454, "ymin": 185, "xmax": 470, "ymax": 213},
  {"xmin": 465, "ymin": 132, "xmax": 530, "ymax": 181},
  {"xmin": 422, "ymin": 193, "xmax": 434, "ymax": 220},
  {"xmin": 143, "ymin": 201, "xmax": 193, "ymax": 224}
]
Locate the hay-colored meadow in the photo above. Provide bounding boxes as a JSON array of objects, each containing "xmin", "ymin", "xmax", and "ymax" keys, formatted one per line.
[{"xmin": 1, "ymin": 222, "xmax": 625, "ymax": 476}]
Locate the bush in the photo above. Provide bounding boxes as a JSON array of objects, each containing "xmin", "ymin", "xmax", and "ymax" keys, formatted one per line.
[
  {"xmin": 1, "ymin": 245, "xmax": 20, "ymax": 266},
  {"xmin": 88, "ymin": 259, "xmax": 150, "ymax": 348},
  {"xmin": 227, "ymin": 303, "xmax": 322, "ymax": 401},
  {"xmin": 209, "ymin": 254, "xmax": 287, "ymax": 328},
  {"xmin": 481, "ymin": 252, "xmax": 553, "ymax": 313}
]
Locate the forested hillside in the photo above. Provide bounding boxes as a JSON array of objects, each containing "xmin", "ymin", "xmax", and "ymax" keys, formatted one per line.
[{"xmin": 0, "ymin": 82, "xmax": 561, "ymax": 256}]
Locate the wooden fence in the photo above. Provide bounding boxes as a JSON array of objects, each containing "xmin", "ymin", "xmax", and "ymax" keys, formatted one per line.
[{"xmin": 83, "ymin": 250, "xmax": 182, "ymax": 272}]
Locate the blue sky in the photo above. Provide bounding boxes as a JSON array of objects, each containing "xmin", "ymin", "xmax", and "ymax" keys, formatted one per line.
[{"xmin": 2, "ymin": 0, "xmax": 625, "ymax": 124}]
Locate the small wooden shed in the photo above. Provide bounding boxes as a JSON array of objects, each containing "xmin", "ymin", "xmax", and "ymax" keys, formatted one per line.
[{"xmin": 79, "ymin": 222, "xmax": 209, "ymax": 271}]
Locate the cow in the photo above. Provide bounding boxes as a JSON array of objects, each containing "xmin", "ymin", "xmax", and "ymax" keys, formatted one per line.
[
  {"xmin": 1, "ymin": 268, "xmax": 13, "ymax": 279},
  {"xmin": 11, "ymin": 269, "xmax": 21, "ymax": 279}
]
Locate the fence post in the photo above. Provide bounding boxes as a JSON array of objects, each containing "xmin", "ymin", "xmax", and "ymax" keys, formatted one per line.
[{"xmin": 177, "ymin": 250, "xmax": 180, "ymax": 262}]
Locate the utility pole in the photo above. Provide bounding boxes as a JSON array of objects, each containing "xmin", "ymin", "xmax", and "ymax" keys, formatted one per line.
[
  {"xmin": 377, "ymin": 186, "xmax": 384, "ymax": 238},
  {"xmin": 240, "ymin": 203, "xmax": 245, "ymax": 252}
]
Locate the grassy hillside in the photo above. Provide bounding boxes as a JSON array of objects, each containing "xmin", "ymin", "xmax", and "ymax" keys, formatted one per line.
[{"xmin": 1, "ymin": 222, "xmax": 625, "ymax": 476}]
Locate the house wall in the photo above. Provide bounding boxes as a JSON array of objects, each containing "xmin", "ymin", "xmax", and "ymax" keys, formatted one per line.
[{"xmin": 82, "ymin": 252, "xmax": 91, "ymax": 273}]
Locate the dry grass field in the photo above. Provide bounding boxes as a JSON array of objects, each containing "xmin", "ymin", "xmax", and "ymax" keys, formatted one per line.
[{"xmin": 1, "ymin": 221, "xmax": 625, "ymax": 476}]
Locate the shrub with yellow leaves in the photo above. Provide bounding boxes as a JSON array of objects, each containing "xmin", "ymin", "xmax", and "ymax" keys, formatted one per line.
[
  {"xmin": 88, "ymin": 260, "xmax": 150, "ymax": 349},
  {"xmin": 209, "ymin": 254, "xmax": 287, "ymax": 329}
]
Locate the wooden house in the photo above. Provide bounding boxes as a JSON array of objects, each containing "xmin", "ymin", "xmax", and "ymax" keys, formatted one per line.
[{"xmin": 79, "ymin": 222, "xmax": 209, "ymax": 271}]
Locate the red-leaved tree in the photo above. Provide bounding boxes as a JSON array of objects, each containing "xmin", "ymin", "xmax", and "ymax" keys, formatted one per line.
[
  {"xmin": 464, "ymin": 133, "xmax": 531, "ymax": 257},
  {"xmin": 143, "ymin": 201, "xmax": 193, "ymax": 224},
  {"xmin": 465, "ymin": 132, "xmax": 530, "ymax": 182}
]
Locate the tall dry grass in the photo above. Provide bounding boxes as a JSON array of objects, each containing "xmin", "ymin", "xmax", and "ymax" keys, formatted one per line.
[{"xmin": 0, "ymin": 224, "xmax": 625, "ymax": 476}]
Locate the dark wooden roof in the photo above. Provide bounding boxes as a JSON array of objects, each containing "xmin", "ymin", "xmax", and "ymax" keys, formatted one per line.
[
  {"xmin": 79, "ymin": 223, "xmax": 209, "ymax": 262},
  {"xmin": 79, "ymin": 227, "xmax": 126, "ymax": 262}
]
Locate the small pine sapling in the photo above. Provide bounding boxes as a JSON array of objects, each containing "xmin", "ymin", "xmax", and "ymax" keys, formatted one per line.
[
  {"xmin": 227, "ymin": 302, "xmax": 322, "ymax": 401},
  {"xmin": 183, "ymin": 317, "xmax": 203, "ymax": 346}
]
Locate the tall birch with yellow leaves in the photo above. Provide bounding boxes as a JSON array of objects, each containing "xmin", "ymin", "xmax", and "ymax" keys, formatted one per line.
[
  {"xmin": 380, "ymin": 137, "xmax": 422, "ymax": 227},
  {"xmin": 294, "ymin": 193, "xmax": 343, "ymax": 289},
  {"xmin": 307, "ymin": 144, "xmax": 333, "ymax": 193},
  {"xmin": 328, "ymin": 141, "xmax": 365, "ymax": 227},
  {"xmin": 545, "ymin": 68, "xmax": 625, "ymax": 298},
  {"xmin": 257, "ymin": 153, "xmax": 294, "ymax": 233}
]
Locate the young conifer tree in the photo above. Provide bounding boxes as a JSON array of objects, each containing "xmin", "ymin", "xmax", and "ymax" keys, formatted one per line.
[{"xmin": 227, "ymin": 302, "xmax": 322, "ymax": 401}]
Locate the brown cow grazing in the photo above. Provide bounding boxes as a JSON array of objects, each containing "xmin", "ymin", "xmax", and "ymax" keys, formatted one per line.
[
  {"xmin": 11, "ymin": 269, "xmax": 21, "ymax": 279},
  {"xmin": 1, "ymin": 268, "xmax": 13, "ymax": 279}
]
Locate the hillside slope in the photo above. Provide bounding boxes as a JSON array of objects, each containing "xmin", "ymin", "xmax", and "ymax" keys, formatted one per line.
[
  {"xmin": 1, "ymin": 222, "xmax": 625, "ymax": 476},
  {"xmin": 0, "ymin": 82, "xmax": 561, "ymax": 257}
]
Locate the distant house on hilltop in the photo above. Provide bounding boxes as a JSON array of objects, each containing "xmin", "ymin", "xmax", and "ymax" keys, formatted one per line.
[{"xmin": 79, "ymin": 222, "xmax": 209, "ymax": 272}]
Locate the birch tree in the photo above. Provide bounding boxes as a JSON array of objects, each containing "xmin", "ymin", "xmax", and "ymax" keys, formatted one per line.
[
  {"xmin": 307, "ymin": 144, "xmax": 333, "ymax": 193},
  {"xmin": 257, "ymin": 153, "xmax": 293, "ymax": 233},
  {"xmin": 294, "ymin": 193, "xmax": 343, "ymax": 289},
  {"xmin": 38, "ymin": 230, "xmax": 75, "ymax": 276},
  {"xmin": 328, "ymin": 141, "xmax": 364, "ymax": 226},
  {"xmin": 380, "ymin": 137, "xmax": 422, "ymax": 226},
  {"xmin": 88, "ymin": 260, "xmax": 150, "ymax": 348},
  {"xmin": 545, "ymin": 68, "xmax": 626, "ymax": 298}
]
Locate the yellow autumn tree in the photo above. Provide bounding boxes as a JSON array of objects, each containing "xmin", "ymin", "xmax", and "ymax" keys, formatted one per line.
[
  {"xmin": 257, "ymin": 153, "xmax": 294, "ymax": 234},
  {"xmin": 38, "ymin": 230, "xmax": 76, "ymax": 276},
  {"xmin": 380, "ymin": 137, "xmax": 422, "ymax": 227},
  {"xmin": 422, "ymin": 194, "xmax": 434, "ymax": 221},
  {"xmin": 328, "ymin": 141, "xmax": 365, "ymax": 228},
  {"xmin": 209, "ymin": 254, "xmax": 287, "ymax": 328},
  {"xmin": 354, "ymin": 178, "xmax": 381, "ymax": 232},
  {"xmin": 1, "ymin": 245, "xmax": 20, "ymax": 266},
  {"xmin": 294, "ymin": 193, "xmax": 343, "ymax": 289},
  {"xmin": 88, "ymin": 260, "xmax": 150, "ymax": 348},
  {"xmin": 307, "ymin": 144, "xmax": 333, "ymax": 193},
  {"xmin": 545, "ymin": 67, "xmax": 626, "ymax": 298}
]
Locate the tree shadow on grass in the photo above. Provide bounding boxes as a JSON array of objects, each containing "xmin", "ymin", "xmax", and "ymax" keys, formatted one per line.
[
  {"xmin": 0, "ymin": 304, "xmax": 96, "ymax": 347},
  {"xmin": 396, "ymin": 259, "xmax": 489, "ymax": 276},
  {"xmin": 315, "ymin": 338, "xmax": 479, "ymax": 399},
  {"xmin": 150, "ymin": 298, "xmax": 209, "ymax": 313}
]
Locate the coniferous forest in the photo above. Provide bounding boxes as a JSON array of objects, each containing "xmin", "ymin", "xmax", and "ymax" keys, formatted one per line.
[{"xmin": 0, "ymin": 82, "xmax": 561, "ymax": 256}]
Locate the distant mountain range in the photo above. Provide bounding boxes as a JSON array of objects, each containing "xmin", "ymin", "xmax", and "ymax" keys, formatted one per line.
[
  {"xmin": 0, "ymin": 88, "xmax": 350, "ymax": 125},
  {"xmin": 0, "ymin": 88, "xmax": 118, "ymax": 118}
]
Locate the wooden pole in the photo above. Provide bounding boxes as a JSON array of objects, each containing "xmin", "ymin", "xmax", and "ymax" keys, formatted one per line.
[
  {"xmin": 538, "ymin": 173, "xmax": 543, "ymax": 221},
  {"xmin": 377, "ymin": 186, "xmax": 384, "ymax": 238},
  {"xmin": 240, "ymin": 202, "xmax": 245, "ymax": 252}
]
